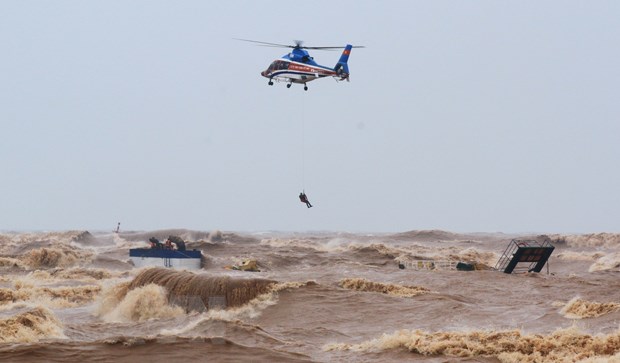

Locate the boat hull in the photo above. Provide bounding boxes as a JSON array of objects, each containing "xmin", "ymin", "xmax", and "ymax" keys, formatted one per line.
[{"xmin": 129, "ymin": 249, "xmax": 202, "ymax": 270}]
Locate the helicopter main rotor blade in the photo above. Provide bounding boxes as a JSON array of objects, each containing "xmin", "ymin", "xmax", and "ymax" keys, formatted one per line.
[
  {"xmin": 303, "ymin": 46, "xmax": 345, "ymax": 50},
  {"xmin": 303, "ymin": 45, "xmax": 366, "ymax": 50},
  {"xmin": 233, "ymin": 38, "xmax": 295, "ymax": 48},
  {"xmin": 235, "ymin": 38, "xmax": 366, "ymax": 50},
  {"xmin": 301, "ymin": 45, "xmax": 366, "ymax": 50}
]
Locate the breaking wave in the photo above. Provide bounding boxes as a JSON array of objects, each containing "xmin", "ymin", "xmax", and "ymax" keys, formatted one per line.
[
  {"xmin": 389, "ymin": 229, "xmax": 469, "ymax": 241},
  {"xmin": 21, "ymin": 247, "xmax": 92, "ymax": 269},
  {"xmin": 549, "ymin": 233, "xmax": 620, "ymax": 249},
  {"xmin": 0, "ymin": 256, "xmax": 24, "ymax": 268},
  {"xmin": 0, "ymin": 288, "xmax": 29, "ymax": 303},
  {"xmin": 560, "ymin": 297, "xmax": 620, "ymax": 319},
  {"xmin": 260, "ymin": 237, "xmax": 499, "ymax": 269},
  {"xmin": 170, "ymin": 281, "xmax": 315, "ymax": 324},
  {"xmin": 0, "ymin": 231, "xmax": 93, "ymax": 254},
  {"xmin": 96, "ymin": 269, "xmax": 312, "ymax": 323},
  {"xmin": 0, "ymin": 283, "xmax": 101, "ymax": 308},
  {"xmin": 325, "ymin": 326, "xmax": 620, "ymax": 362},
  {"xmin": 27, "ymin": 267, "xmax": 114, "ymax": 281},
  {"xmin": 126, "ymin": 268, "xmax": 277, "ymax": 310},
  {"xmin": 260, "ymin": 237, "xmax": 342, "ymax": 251},
  {"xmin": 259, "ymin": 237, "xmax": 401, "ymax": 255},
  {"xmin": 588, "ymin": 252, "xmax": 620, "ymax": 272},
  {"xmin": 339, "ymin": 278, "xmax": 430, "ymax": 297},
  {"xmin": 348, "ymin": 243, "xmax": 402, "ymax": 259},
  {"xmin": 96, "ymin": 283, "xmax": 185, "ymax": 322},
  {"xmin": 578, "ymin": 352, "xmax": 620, "ymax": 363},
  {"xmin": 0, "ymin": 306, "xmax": 66, "ymax": 343},
  {"xmin": 447, "ymin": 247, "xmax": 498, "ymax": 268},
  {"xmin": 556, "ymin": 251, "xmax": 606, "ymax": 261},
  {"xmin": 261, "ymin": 238, "xmax": 425, "ymax": 261}
]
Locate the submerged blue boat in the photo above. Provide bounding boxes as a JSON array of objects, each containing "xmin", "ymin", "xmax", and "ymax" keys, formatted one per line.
[{"xmin": 129, "ymin": 248, "xmax": 202, "ymax": 270}]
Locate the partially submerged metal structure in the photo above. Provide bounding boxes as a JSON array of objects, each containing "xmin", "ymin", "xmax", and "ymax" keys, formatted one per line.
[{"xmin": 495, "ymin": 239, "xmax": 555, "ymax": 274}]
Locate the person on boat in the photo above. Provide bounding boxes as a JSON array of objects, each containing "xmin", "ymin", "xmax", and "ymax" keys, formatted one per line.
[
  {"xmin": 167, "ymin": 235, "xmax": 186, "ymax": 251},
  {"xmin": 149, "ymin": 237, "xmax": 163, "ymax": 249},
  {"xmin": 164, "ymin": 238, "xmax": 173, "ymax": 249},
  {"xmin": 299, "ymin": 192, "xmax": 312, "ymax": 208}
]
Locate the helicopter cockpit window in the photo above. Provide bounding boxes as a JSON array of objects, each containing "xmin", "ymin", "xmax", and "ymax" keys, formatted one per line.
[{"xmin": 268, "ymin": 61, "xmax": 289, "ymax": 71}]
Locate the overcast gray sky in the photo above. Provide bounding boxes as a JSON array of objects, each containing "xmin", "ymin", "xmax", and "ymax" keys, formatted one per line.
[{"xmin": 1, "ymin": 1, "xmax": 619, "ymax": 233}]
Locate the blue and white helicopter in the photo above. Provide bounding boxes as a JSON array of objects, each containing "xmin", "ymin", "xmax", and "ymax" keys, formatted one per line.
[{"xmin": 236, "ymin": 39, "xmax": 364, "ymax": 91}]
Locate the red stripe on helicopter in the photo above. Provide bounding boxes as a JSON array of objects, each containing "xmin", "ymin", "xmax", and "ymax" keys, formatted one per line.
[{"xmin": 288, "ymin": 63, "xmax": 335, "ymax": 75}]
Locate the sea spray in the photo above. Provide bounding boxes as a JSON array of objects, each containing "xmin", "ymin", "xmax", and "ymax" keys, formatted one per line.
[
  {"xmin": 0, "ymin": 288, "xmax": 30, "ymax": 304},
  {"xmin": 21, "ymin": 247, "xmax": 92, "ymax": 269},
  {"xmin": 0, "ymin": 306, "xmax": 66, "ymax": 343},
  {"xmin": 0, "ymin": 257, "xmax": 24, "ymax": 268},
  {"xmin": 96, "ymin": 281, "xmax": 130, "ymax": 317},
  {"xmin": 549, "ymin": 233, "xmax": 620, "ymax": 249},
  {"xmin": 0, "ymin": 284, "xmax": 101, "ymax": 307},
  {"xmin": 589, "ymin": 252, "xmax": 620, "ymax": 272},
  {"xmin": 560, "ymin": 297, "xmax": 620, "ymax": 319},
  {"xmin": 96, "ymin": 283, "xmax": 184, "ymax": 322}
]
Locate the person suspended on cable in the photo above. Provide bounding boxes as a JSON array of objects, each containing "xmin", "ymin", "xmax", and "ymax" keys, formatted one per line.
[{"xmin": 299, "ymin": 192, "xmax": 312, "ymax": 208}]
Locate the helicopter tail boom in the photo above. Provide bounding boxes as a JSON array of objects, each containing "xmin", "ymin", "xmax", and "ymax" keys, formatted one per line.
[{"xmin": 334, "ymin": 44, "xmax": 353, "ymax": 79}]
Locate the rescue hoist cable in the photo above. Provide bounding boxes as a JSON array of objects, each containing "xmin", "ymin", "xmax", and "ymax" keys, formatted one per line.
[{"xmin": 301, "ymin": 94, "xmax": 306, "ymax": 192}]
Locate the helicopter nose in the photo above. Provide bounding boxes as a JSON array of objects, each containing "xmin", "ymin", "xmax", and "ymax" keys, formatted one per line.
[{"xmin": 261, "ymin": 70, "xmax": 268, "ymax": 77}]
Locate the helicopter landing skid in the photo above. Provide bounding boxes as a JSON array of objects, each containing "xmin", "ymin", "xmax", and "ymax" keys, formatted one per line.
[{"xmin": 267, "ymin": 78, "xmax": 308, "ymax": 91}]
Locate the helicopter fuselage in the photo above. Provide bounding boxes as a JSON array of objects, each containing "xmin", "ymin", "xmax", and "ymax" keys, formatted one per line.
[
  {"xmin": 253, "ymin": 44, "xmax": 356, "ymax": 90},
  {"xmin": 261, "ymin": 58, "xmax": 338, "ymax": 84}
]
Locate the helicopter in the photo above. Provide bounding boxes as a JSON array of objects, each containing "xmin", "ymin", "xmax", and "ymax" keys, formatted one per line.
[{"xmin": 236, "ymin": 39, "xmax": 364, "ymax": 91}]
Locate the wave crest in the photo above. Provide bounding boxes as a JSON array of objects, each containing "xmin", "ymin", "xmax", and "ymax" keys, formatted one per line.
[
  {"xmin": 589, "ymin": 252, "xmax": 620, "ymax": 272},
  {"xmin": 0, "ymin": 257, "xmax": 24, "ymax": 268},
  {"xmin": 127, "ymin": 268, "xmax": 276, "ymax": 310},
  {"xmin": 325, "ymin": 326, "xmax": 620, "ymax": 362},
  {"xmin": 96, "ymin": 283, "xmax": 184, "ymax": 322},
  {"xmin": 0, "ymin": 306, "xmax": 65, "ymax": 343},
  {"xmin": 339, "ymin": 278, "xmax": 430, "ymax": 297},
  {"xmin": 29, "ymin": 267, "xmax": 114, "ymax": 281},
  {"xmin": 0, "ymin": 284, "xmax": 101, "ymax": 308},
  {"xmin": 22, "ymin": 247, "xmax": 92, "ymax": 269},
  {"xmin": 560, "ymin": 297, "xmax": 620, "ymax": 319},
  {"xmin": 549, "ymin": 233, "xmax": 620, "ymax": 249}
]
